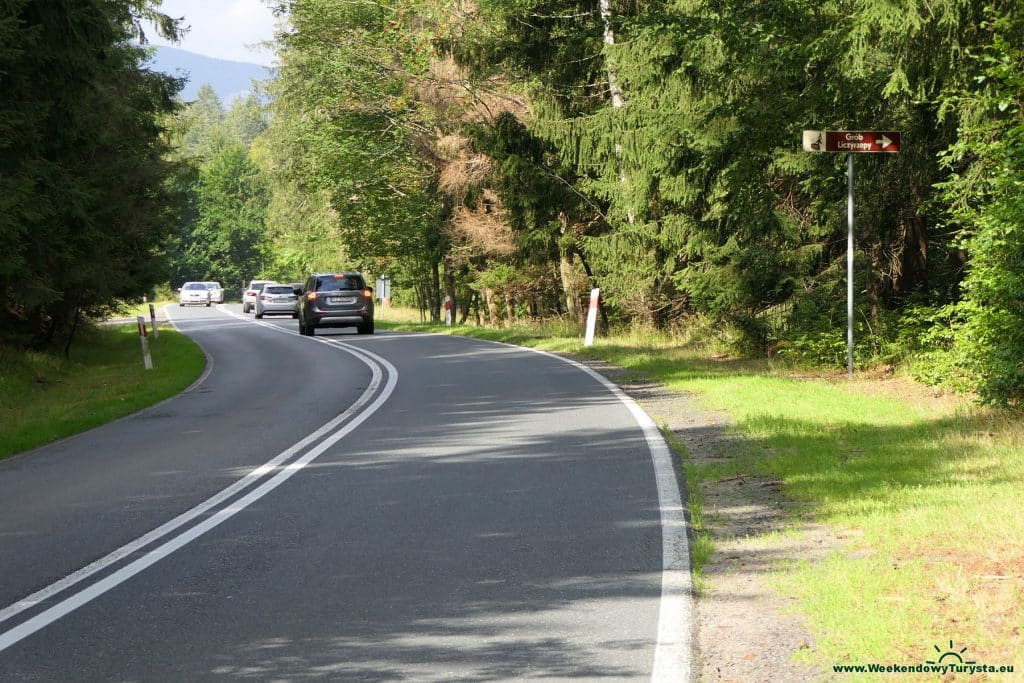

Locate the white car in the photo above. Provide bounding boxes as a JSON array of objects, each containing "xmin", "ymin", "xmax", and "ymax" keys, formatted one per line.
[
  {"xmin": 242, "ymin": 280, "xmax": 276, "ymax": 313},
  {"xmin": 179, "ymin": 281, "xmax": 211, "ymax": 307},
  {"xmin": 203, "ymin": 281, "xmax": 225, "ymax": 304}
]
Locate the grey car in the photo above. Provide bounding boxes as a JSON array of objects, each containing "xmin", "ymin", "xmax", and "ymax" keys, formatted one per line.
[
  {"xmin": 297, "ymin": 272, "xmax": 374, "ymax": 335},
  {"xmin": 255, "ymin": 284, "xmax": 299, "ymax": 319}
]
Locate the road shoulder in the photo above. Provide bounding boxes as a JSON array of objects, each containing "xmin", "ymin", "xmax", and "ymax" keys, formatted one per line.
[{"xmin": 570, "ymin": 356, "xmax": 827, "ymax": 682}]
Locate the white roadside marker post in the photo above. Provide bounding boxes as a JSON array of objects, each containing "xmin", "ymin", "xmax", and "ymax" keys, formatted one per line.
[
  {"xmin": 584, "ymin": 288, "xmax": 600, "ymax": 346},
  {"xmin": 148, "ymin": 303, "xmax": 159, "ymax": 339},
  {"xmin": 136, "ymin": 316, "xmax": 153, "ymax": 370}
]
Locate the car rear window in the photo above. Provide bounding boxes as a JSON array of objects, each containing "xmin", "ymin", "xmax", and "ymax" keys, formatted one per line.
[
  {"xmin": 265, "ymin": 286, "xmax": 293, "ymax": 294},
  {"xmin": 184, "ymin": 283, "xmax": 206, "ymax": 290},
  {"xmin": 315, "ymin": 276, "xmax": 363, "ymax": 292}
]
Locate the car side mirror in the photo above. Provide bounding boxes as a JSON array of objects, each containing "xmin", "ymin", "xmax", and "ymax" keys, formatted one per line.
[{"xmin": 294, "ymin": 288, "xmax": 303, "ymax": 296}]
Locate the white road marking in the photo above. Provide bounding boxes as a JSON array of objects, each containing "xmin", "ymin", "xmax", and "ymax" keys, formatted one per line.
[{"xmin": 0, "ymin": 308, "xmax": 398, "ymax": 651}]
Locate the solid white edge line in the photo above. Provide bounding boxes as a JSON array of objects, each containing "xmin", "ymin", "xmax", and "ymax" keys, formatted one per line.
[
  {"xmin": 521, "ymin": 346, "xmax": 692, "ymax": 683},
  {"xmin": 0, "ymin": 307, "xmax": 396, "ymax": 647},
  {"xmin": 390, "ymin": 331, "xmax": 693, "ymax": 682}
]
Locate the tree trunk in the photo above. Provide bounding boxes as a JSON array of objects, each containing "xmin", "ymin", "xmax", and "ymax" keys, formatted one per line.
[
  {"xmin": 560, "ymin": 251, "xmax": 582, "ymax": 324},
  {"xmin": 599, "ymin": 0, "xmax": 634, "ymax": 225},
  {"xmin": 576, "ymin": 248, "xmax": 609, "ymax": 331},
  {"xmin": 484, "ymin": 287, "xmax": 499, "ymax": 326},
  {"xmin": 443, "ymin": 255, "xmax": 457, "ymax": 321},
  {"xmin": 64, "ymin": 305, "xmax": 81, "ymax": 359},
  {"xmin": 429, "ymin": 258, "xmax": 441, "ymax": 322},
  {"xmin": 504, "ymin": 295, "xmax": 515, "ymax": 327},
  {"xmin": 599, "ymin": 0, "xmax": 625, "ymax": 109},
  {"xmin": 559, "ymin": 213, "xmax": 583, "ymax": 324}
]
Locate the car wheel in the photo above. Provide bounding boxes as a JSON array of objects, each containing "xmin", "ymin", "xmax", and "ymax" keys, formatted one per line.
[
  {"xmin": 179, "ymin": 303, "xmax": 184, "ymax": 307},
  {"xmin": 242, "ymin": 303, "xmax": 250, "ymax": 313},
  {"xmin": 206, "ymin": 302, "xmax": 211, "ymax": 307},
  {"xmin": 357, "ymin": 319, "xmax": 375, "ymax": 335},
  {"xmin": 255, "ymin": 311, "xmax": 263, "ymax": 319},
  {"xmin": 292, "ymin": 312, "xmax": 299, "ymax": 319}
]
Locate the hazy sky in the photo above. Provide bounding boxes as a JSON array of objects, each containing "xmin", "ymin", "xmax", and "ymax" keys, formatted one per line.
[{"xmin": 147, "ymin": 0, "xmax": 279, "ymax": 66}]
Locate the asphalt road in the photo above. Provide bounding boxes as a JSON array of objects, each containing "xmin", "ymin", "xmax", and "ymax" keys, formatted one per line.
[{"xmin": 0, "ymin": 304, "xmax": 691, "ymax": 681}]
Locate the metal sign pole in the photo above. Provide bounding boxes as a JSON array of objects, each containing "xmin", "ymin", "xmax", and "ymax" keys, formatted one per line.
[
  {"xmin": 847, "ymin": 153, "xmax": 855, "ymax": 380},
  {"xmin": 802, "ymin": 129, "xmax": 900, "ymax": 379}
]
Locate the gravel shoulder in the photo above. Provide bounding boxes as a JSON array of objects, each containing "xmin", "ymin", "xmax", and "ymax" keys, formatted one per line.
[{"xmin": 576, "ymin": 356, "xmax": 834, "ymax": 682}]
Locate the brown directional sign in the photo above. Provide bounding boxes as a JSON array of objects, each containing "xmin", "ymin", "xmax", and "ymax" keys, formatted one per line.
[{"xmin": 803, "ymin": 130, "xmax": 901, "ymax": 153}]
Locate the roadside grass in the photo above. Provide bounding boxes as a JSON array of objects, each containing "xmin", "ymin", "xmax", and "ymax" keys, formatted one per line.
[
  {"xmin": 109, "ymin": 299, "xmax": 177, "ymax": 319},
  {"xmin": 378, "ymin": 314, "xmax": 1024, "ymax": 675},
  {"xmin": 661, "ymin": 426, "xmax": 714, "ymax": 594},
  {"xmin": 0, "ymin": 323, "xmax": 205, "ymax": 460}
]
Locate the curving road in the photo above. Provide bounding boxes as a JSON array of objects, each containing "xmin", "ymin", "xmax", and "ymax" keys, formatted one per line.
[{"xmin": 0, "ymin": 304, "xmax": 691, "ymax": 681}]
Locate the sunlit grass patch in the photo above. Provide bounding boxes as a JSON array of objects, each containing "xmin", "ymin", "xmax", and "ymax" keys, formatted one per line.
[{"xmin": 0, "ymin": 324, "xmax": 205, "ymax": 459}]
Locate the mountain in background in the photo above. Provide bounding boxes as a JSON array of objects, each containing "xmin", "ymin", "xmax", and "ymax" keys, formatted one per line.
[{"xmin": 146, "ymin": 46, "xmax": 270, "ymax": 103}]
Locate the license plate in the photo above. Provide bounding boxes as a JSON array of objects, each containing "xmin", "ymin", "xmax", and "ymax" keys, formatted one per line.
[
  {"xmin": 273, "ymin": 297, "xmax": 288, "ymax": 302},
  {"xmin": 329, "ymin": 296, "xmax": 355, "ymax": 304}
]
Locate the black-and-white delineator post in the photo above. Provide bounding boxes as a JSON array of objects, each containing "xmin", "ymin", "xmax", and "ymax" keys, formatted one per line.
[
  {"xmin": 802, "ymin": 130, "xmax": 902, "ymax": 379},
  {"xmin": 136, "ymin": 316, "xmax": 153, "ymax": 370}
]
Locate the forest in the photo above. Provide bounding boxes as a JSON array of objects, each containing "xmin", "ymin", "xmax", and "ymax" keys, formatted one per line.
[{"xmin": 1, "ymin": 0, "xmax": 1022, "ymax": 404}]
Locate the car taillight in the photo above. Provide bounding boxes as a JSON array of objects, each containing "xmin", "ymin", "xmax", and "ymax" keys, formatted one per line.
[
  {"xmin": 260, "ymin": 295, "xmax": 268, "ymax": 300},
  {"xmin": 363, "ymin": 289, "xmax": 372, "ymax": 298},
  {"xmin": 307, "ymin": 292, "xmax": 318, "ymax": 300},
  {"xmin": 247, "ymin": 291, "xmax": 256, "ymax": 296}
]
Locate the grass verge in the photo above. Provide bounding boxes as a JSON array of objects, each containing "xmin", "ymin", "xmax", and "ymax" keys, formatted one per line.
[
  {"xmin": 0, "ymin": 322, "xmax": 205, "ymax": 460},
  {"xmin": 378, "ymin": 312, "xmax": 1023, "ymax": 676},
  {"xmin": 120, "ymin": 299, "xmax": 177, "ymax": 318}
]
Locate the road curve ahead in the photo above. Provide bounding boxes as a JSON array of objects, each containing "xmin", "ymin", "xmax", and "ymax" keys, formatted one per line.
[{"xmin": 0, "ymin": 304, "xmax": 691, "ymax": 681}]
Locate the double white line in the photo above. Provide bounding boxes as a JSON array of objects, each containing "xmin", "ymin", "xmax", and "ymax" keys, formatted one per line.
[{"xmin": 0, "ymin": 307, "xmax": 397, "ymax": 653}]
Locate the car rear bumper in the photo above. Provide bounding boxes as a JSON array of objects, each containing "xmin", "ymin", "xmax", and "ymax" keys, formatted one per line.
[
  {"xmin": 310, "ymin": 310, "xmax": 371, "ymax": 327},
  {"xmin": 258, "ymin": 304, "xmax": 298, "ymax": 314}
]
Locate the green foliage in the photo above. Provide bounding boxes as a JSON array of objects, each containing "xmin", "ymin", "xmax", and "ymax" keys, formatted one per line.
[
  {"xmin": 248, "ymin": 0, "xmax": 1024, "ymax": 403},
  {"xmin": 164, "ymin": 84, "xmax": 274, "ymax": 288},
  {"xmin": 928, "ymin": 5, "xmax": 1024, "ymax": 404},
  {"xmin": 0, "ymin": 0, "xmax": 184, "ymax": 346},
  {"xmin": 188, "ymin": 143, "xmax": 270, "ymax": 289},
  {"xmin": 263, "ymin": 0, "xmax": 444, "ymax": 287}
]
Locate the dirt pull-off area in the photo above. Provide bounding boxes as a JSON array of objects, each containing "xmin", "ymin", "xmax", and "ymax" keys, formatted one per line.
[{"xmin": 581, "ymin": 358, "xmax": 834, "ymax": 682}]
